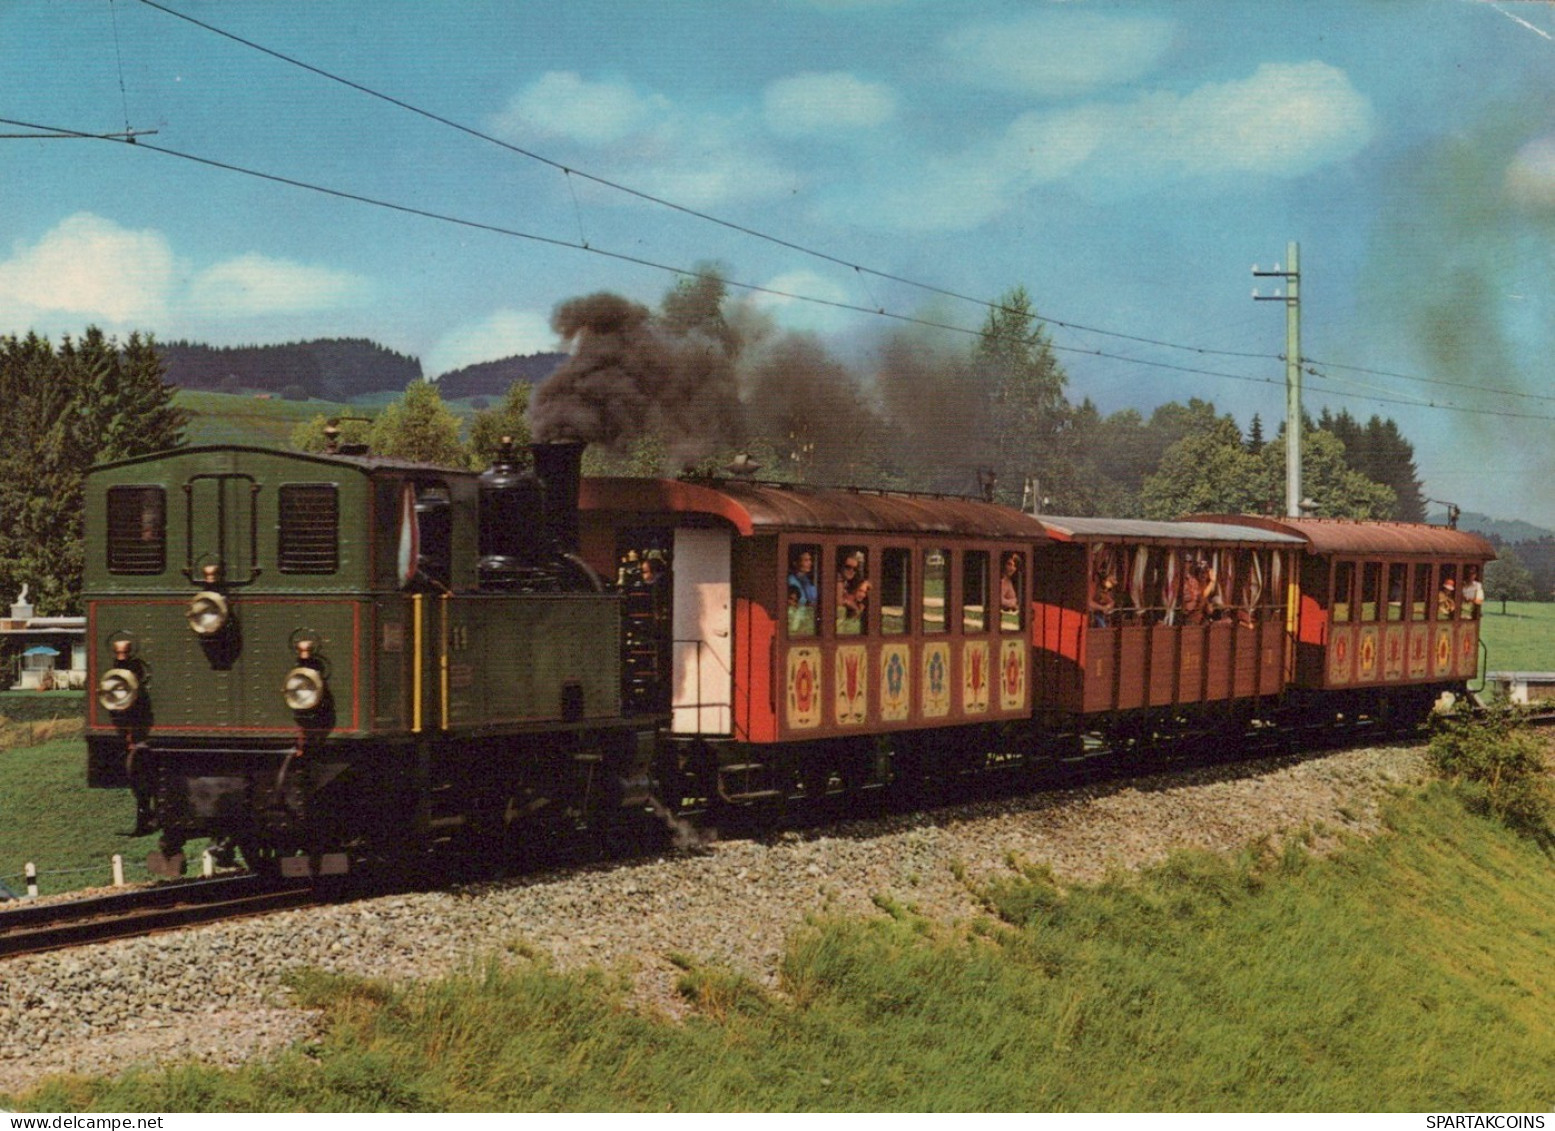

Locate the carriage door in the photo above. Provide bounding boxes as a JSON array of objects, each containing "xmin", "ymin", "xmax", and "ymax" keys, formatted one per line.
[
  {"xmin": 671, "ymin": 528, "xmax": 732, "ymax": 735},
  {"xmin": 185, "ymin": 474, "xmax": 259, "ymax": 585}
]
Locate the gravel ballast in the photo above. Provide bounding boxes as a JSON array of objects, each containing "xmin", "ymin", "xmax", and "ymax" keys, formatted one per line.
[{"xmin": 0, "ymin": 743, "xmax": 1428, "ymax": 1095}]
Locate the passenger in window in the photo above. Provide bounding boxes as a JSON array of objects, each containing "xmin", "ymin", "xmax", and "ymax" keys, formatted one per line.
[
  {"xmin": 1461, "ymin": 566, "xmax": 1484, "ymax": 619},
  {"xmin": 1089, "ymin": 574, "xmax": 1117, "ymax": 628},
  {"xmin": 837, "ymin": 553, "xmax": 870, "ymax": 633},
  {"xmin": 787, "ymin": 584, "xmax": 814, "ymax": 635},
  {"xmin": 1437, "ymin": 577, "xmax": 1457, "ymax": 619},
  {"xmin": 788, "ymin": 550, "xmax": 818, "ymax": 609},
  {"xmin": 1182, "ymin": 556, "xmax": 1216, "ymax": 625},
  {"xmin": 1000, "ymin": 554, "xmax": 1021, "ymax": 614}
]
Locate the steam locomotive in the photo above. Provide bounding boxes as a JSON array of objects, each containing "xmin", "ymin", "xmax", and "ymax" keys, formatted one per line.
[{"xmin": 83, "ymin": 440, "xmax": 1494, "ymax": 877}]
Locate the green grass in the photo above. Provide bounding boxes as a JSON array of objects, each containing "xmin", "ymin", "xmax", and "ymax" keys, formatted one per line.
[
  {"xmin": 174, "ymin": 389, "xmax": 489, "ymax": 450},
  {"xmin": 10, "ymin": 779, "xmax": 1555, "ymax": 1112},
  {"xmin": 175, "ymin": 390, "xmax": 359, "ymax": 448},
  {"xmin": 0, "ymin": 726, "xmax": 176, "ymax": 896},
  {"xmin": 1478, "ymin": 601, "xmax": 1555, "ymax": 674}
]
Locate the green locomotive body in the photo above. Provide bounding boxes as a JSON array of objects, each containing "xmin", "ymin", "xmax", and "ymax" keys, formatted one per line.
[{"xmin": 84, "ymin": 443, "xmax": 645, "ymax": 876}]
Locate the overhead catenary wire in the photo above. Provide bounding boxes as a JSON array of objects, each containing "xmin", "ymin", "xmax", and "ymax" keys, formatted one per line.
[
  {"xmin": 130, "ymin": 0, "xmax": 1555, "ymax": 417},
  {"xmin": 5, "ymin": 112, "xmax": 1554, "ymax": 426}
]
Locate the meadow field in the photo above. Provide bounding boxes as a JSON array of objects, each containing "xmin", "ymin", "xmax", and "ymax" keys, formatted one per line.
[
  {"xmin": 7, "ymin": 777, "xmax": 1555, "ymax": 1111},
  {"xmin": 1478, "ymin": 601, "xmax": 1555, "ymax": 674}
]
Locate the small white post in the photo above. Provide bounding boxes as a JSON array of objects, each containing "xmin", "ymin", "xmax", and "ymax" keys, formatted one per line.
[
  {"xmin": 112, "ymin": 854, "xmax": 125, "ymax": 887},
  {"xmin": 202, "ymin": 849, "xmax": 215, "ymax": 877},
  {"xmin": 24, "ymin": 862, "xmax": 38, "ymax": 899}
]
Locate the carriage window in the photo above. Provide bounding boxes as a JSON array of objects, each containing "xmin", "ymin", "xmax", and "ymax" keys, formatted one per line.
[
  {"xmin": 1411, "ymin": 563, "xmax": 1432, "ymax": 621},
  {"xmin": 1332, "ymin": 561, "xmax": 1355, "ymax": 623},
  {"xmin": 923, "ymin": 548, "xmax": 949, "ymax": 633},
  {"xmin": 1436, "ymin": 563, "xmax": 1459, "ymax": 621},
  {"xmin": 999, "ymin": 551, "xmax": 1024, "ymax": 631},
  {"xmin": 1360, "ymin": 562, "xmax": 1381, "ymax": 622},
  {"xmin": 1461, "ymin": 564, "xmax": 1482, "ymax": 620},
  {"xmin": 786, "ymin": 543, "xmax": 820, "ymax": 637},
  {"xmin": 1386, "ymin": 563, "xmax": 1406, "ymax": 622},
  {"xmin": 106, "ymin": 487, "xmax": 166, "ymax": 574},
  {"xmin": 963, "ymin": 550, "xmax": 989, "ymax": 633},
  {"xmin": 278, "ymin": 485, "xmax": 339, "ymax": 574},
  {"xmin": 880, "ymin": 548, "xmax": 910, "ymax": 635},
  {"xmin": 836, "ymin": 546, "xmax": 870, "ymax": 635}
]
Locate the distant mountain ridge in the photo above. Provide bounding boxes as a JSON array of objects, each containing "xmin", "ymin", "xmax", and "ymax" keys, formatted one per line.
[
  {"xmin": 158, "ymin": 338, "xmax": 564, "ymax": 402},
  {"xmin": 1458, "ymin": 511, "xmax": 1555, "ymax": 545},
  {"xmin": 434, "ymin": 352, "xmax": 566, "ymax": 399}
]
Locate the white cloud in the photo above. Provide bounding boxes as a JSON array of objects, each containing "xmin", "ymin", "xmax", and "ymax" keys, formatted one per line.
[
  {"xmin": 1506, "ymin": 136, "xmax": 1555, "ymax": 208},
  {"xmin": 764, "ymin": 72, "xmax": 897, "ymax": 136},
  {"xmin": 188, "ymin": 254, "xmax": 367, "ymax": 316},
  {"xmin": 491, "ymin": 71, "xmax": 793, "ymax": 209},
  {"xmin": 425, "ymin": 310, "xmax": 556, "ymax": 377},
  {"xmin": 748, "ymin": 269, "xmax": 860, "ymax": 335},
  {"xmin": 1136, "ymin": 61, "xmax": 1374, "ymax": 177},
  {"xmin": 944, "ymin": 11, "xmax": 1175, "ymax": 97},
  {"xmin": 0, "ymin": 213, "xmax": 175, "ymax": 324},
  {"xmin": 842, "ymin": 61, "xmax": 1372, "ymax": 232},
  {"xmin": 491, "ymin": 72, "xmax": 669, "ymax": 145}
]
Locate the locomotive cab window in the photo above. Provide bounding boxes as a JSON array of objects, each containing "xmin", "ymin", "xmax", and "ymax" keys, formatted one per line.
[
  {"xmin": 962, "ymin": 550, "xmax": 989, "ymax": 633},
  {"xmin": 880, "ymin": 547, "xmax": 910, "ymax": 635},
  {"xmin": 999, "ymin": 551, "xmax": 1024, "ymax": 631},
  {"xmin": 278, "ymin": 484, "xmax": 339, "ymax": 574},
  {"xmin": 106, "ymin": 486, "xmax": 166, "ymax": 574},
  {"xmin": 414, "ymin": 482, "xmax": 453, "ymax": 590},
  {"xmin": 836, "ymin": 546, "xmax": 870, "ymax": 635},
  {"xmin": 786, "ymin": 543, "xmax": 820, "ymax": 637}
]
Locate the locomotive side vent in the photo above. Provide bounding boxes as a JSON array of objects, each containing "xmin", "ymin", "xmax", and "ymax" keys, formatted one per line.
[{"xmin": 278, "ymin": 485, "xmax": 339, "ymax": 574}]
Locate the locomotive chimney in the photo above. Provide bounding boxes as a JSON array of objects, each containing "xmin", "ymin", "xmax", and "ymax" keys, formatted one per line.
[{"xmin": 531, "ymin": 440, "xmax": 586, "ymax": 555}]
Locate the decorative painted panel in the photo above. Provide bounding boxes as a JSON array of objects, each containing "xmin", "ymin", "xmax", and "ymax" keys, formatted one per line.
[
  {"xmin": 1383, "ymin": 625, "xmax": 1406, "ymax": 682},
  {"xmin": 1357, "ymin": 626, "xmax": 1379, "ymax": 682},
  {"xmin": 1432, "ymin": 625, "xmax": 1453, "ymax": 679},
  {"xmin": 922, "ymin": 642, "xmax": 951, "ymax": 718},
  {"xmin": 786, "ymin": 646, "xmax": 822, "ymax": 730},
  {"xmin": 1329, "ymin": 627, "xmax": 1353, "ymax": 685},
  {"xmin": 880, "ymin": 643, "xmax": 911, "ymax": 722},
  {"xmin": 963, "ymin": 640, "xmax": 990, "ymax": 714},
  {"xmin": 834, "ymin": 644, "xmax": 867, "ymax": 726},
  {"xmin": 999, "ymin": 638, "xmax": 1026, "ymax": 712}
]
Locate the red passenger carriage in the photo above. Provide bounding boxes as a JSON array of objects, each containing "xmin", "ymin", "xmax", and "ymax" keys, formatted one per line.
[
  {"xmin": 1197, "ymin": 516, "xmax": 1496, "ymax": 723},
  {"xmin": 578, "ymin": 476, "xmax": 1051, "ymax": 803},
  {"xmin": 1029, "ymin": 518, "xmax": 1304, "ymax": 732}
]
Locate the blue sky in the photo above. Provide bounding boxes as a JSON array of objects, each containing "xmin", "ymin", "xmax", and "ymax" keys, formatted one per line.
[{"xmin": 3, "ymin": 0, "xmax": 1553, "ymax": 528}]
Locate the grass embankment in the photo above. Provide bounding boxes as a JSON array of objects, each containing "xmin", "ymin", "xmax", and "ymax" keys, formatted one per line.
[
  {"xmin": 10, "ymin": 722, "xmax": 1555, "ymax": 1112},
  {"xmin": 1478, "ymin": 600, "xmax": 1555, "ymax": 675},
  {"xmin": 0, "ymin": 721, "xmax": 173, "ymax": 896}
]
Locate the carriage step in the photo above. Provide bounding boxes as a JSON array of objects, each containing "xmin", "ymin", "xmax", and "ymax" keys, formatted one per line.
[{"xmin": 719, "ymin": 762, "xmax": 765, "ymax": 774}]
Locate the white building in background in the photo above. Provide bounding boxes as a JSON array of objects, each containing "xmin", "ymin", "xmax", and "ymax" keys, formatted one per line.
[{"xmin": 0, "ymin": 585, "xmax": 86, "ymax": 691}]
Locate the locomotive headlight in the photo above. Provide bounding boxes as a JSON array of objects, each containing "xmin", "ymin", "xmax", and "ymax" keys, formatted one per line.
[
  {"xmin": 283, "ymin": 667, "xmax": 326, "ymax": 712},
  {"xmin": 187, "ymin": 591, "xmax": 230, "ymax": 636},
  {"xmin": 97, "ymin": 668, "xmax": 141, "ymax": 713}
]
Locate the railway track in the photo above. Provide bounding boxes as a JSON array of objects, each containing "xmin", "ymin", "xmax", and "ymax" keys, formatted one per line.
[{"xmin": 0, "ymin": 874, "xmax": 317, "ymax": 961}]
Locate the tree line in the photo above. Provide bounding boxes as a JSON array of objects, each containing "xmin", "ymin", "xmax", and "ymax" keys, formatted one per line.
[{"xmin": 0, "ymin": 289, "xmax": 1491, "ymax": 617}]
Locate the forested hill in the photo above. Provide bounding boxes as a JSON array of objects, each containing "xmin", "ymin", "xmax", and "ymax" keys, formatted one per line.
[
  {"xmin": 435, "ymin": 352, "xmax": 566, "ymax": 399},
  {"xmin": 157, "ymin": 339, "xmax": 565, "ymax": 402},
  {"xmin": 158, "ymin": 339, "xmax": 423, "ymax": 400},
  {"xmin": 1459, "ymin": 512, "xmax": 1555, "ymax": 545}
]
